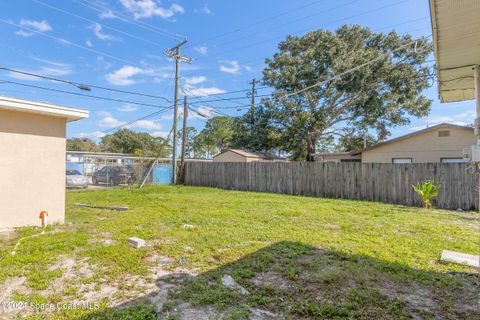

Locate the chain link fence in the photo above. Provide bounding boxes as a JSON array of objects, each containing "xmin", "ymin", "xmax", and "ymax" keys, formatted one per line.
[{"xmin": 66, "ymin": 152, "xmax": 172, "ymax": 189}]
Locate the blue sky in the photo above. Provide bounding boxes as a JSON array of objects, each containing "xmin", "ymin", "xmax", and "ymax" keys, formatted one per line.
[{"xmin": 0, "ymin": 0, "xmax": 475, "ymax": 141}]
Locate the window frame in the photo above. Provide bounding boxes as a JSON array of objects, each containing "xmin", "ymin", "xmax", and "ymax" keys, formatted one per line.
[
  {"xmin": 438, "ymin": 130, "xmax": 450, "ymax": 137},
  {"xmin": 392, "ymin": 158, "xmax": 413, "ymax": 164},
  {"xmin": 440, "ymin": 157, "xmax": 468, "ymax": 163}
]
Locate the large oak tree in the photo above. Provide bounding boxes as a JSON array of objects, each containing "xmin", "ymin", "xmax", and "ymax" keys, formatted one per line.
[{"xmin": 242, "ymin": 25, "xmax": 433, "ymax": 161}]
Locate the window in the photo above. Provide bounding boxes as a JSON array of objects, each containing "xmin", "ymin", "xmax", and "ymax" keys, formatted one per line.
[
  {"xmin": 438, "ymin": 130, "xmax": 450, "ymax": 137},
  {"xmin": 392, "ymin": 158, "xmax": 412, "ymax": 164},
  {"xmin": 440, "ymin": 157, "xmax": 468, "ymax": 163}
]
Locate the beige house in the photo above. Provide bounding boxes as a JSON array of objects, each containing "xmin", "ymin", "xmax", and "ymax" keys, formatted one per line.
[
  {"xmin": 314, "ymin": 152, "xmax": 361, "ymax": 163},
  {"xmin": 213, "ymin": 149, "xmax": 286, "ymax": 162},
  {"xmin": 357, "ymin": 123, "xmax": 475, "ymax": 163},
  {"xmin": 0, "ymin": 96, "xmax": 88, "ymax": 229}
]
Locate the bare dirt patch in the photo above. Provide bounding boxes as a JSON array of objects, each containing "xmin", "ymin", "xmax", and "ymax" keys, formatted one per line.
[
  {"xmin": 0, "ymin": 276, "xmax": 31, "ymax": 320},
  {"xmin": 0, "ymin": 229, "xmax": 16, "ymax": 244},
  {"xmin": 250, "ymin": 271, "xmax": 293, "ymax": 290},
  {"xmin": 87, "ymin": 231, "xmax": 117, "ymax": 246}
]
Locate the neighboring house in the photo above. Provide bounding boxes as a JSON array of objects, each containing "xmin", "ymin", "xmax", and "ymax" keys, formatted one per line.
[
  {"xmin": 0, "ymin": 96, "xmax": 88, "ymax": 229},
  {"xmin": 314, "ymin": 152, "xmax": 361, "ymax": 163},
  {"xmin": 314, "ymin": 123, "xmax": 475, "ymax": 164},
  {"xmin": 356, "ymin": 123, "xmax": 475, "ymax": 163},
  {"xmin": 213, "ymin": 149, "xmax": 286, "ymax": 162}
]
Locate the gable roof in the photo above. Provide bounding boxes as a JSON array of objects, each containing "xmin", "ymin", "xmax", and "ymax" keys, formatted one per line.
[
  {"xmin": 213, "ymin": 149, "xmax": 285, "ymax": 160},
  {"xmin": 0, "ymin": 95, "xmax": 89, "ymax": 121},
  {"xmin": 352, "ymin": 123, "xmax": 474, "ymax": 155}
]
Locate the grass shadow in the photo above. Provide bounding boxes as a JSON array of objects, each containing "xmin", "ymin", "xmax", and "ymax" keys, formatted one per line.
[{"xmin": 75, "ymin": 241, "xmax": 479, "ymax": 319}]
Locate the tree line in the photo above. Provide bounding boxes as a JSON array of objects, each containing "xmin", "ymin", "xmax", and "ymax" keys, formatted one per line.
[{"xmin": 68, "ymin": 25, "xmax": 433, "ymax": 161}]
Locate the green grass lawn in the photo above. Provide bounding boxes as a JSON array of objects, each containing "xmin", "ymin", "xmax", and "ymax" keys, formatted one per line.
[{"xmin": 0, "ymin": 185, "xmax": 478, "ymax": 319}]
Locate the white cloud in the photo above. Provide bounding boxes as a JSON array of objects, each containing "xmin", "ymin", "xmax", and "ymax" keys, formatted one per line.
[
  {"xmin": 408, "ymin": 110, "xmax": 475, "ymax": 131},
  {"xmin": 151, "ymin": 131, "xmax": 170, "ymax": 138},
  {"xmin": 197, "ymin": 4, "xmax": 213, "ymax": 15},
  {"xmin": 40, "ymin": 67, "xmax": 71, "ymax": 76},
  {"xmin": 145, "ymin": 53, "xmax": 164, "ymax": 60},
  {"xmin": 98, "ymin": 113, "xmax": 162, "ymax": 130},
  {"xmin": 97, "ymin": 111, "xmax": 112, "ymax": 117},
  {"xmin": 99, "ymin": 10, "xmax": 116, "ymax": 19},
  {"xmin": 106, "ymin": 65, "xmax": 150, "ymax": 85},
  {"xmin": 91, "ymin": 23, "xmax": 120, "ymax": 41},
  {"xmin": 106, "ymin": 65, "xmax": 173, "ymax": 85},
  {"xmin": 7, "ymin": 64, "xmax": 73, "ymax": 81},
  {"xmin": 15, "ymin": 19, "xmax": 52, "ymax": 37},
  {"xmin": 15, "ymin": 30, "xmax": 34, "ymax": 37},
  {"xmin": 78, "ymin": 131, "xmax": 106, "ymax": 139},
  {"xmin": 86, "ymin": 39, "xmax": 93, "ymax": 47},
  {"xmin": 118, "ymin": 104, "xmax": 139, "ymax": 112},
  {"xmin": 29, "ymin": 56, "xmax": 70, "ymax": 68},
  {"xmin": 131, "ymin": 120, "xmax": 162, "ymax": 130},
  {"xmin": 183, "ymin": 85, "xmax": 226, "ymax": 97},
  {"xmin": 56, "ymin": 38, "xmax": 71, "ymax": 45},
  {"xmin": 119, "ymin": 0, "xmax": 184, "ymax": 19},
  {"xmin": 99, "ymin": 116, "xmax": 125, "ymax": 128},
  {"xmin": 185, "ymin": 76, "xmax": 207, "ymax": 85},
  {"xmin": 190, "ymin": 106, "xmax": 215, "ymax": 119},
  {"xmin": 194, "ymin": 46, "xmax": 208, "ymax": 55},
  {"xmin": 219, "ymin": 60, "xmax": 240, "ymax": 74}
]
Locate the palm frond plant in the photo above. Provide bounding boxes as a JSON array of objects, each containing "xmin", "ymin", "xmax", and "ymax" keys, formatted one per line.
[{"xmin": 412, "ymin": 180, "xmax": 442, "ymax": 209}]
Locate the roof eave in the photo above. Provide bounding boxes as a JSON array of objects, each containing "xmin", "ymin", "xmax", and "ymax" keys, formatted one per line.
[{"xmin": 0, "ymin": 95, "xmax": 89, "ymax": 121}]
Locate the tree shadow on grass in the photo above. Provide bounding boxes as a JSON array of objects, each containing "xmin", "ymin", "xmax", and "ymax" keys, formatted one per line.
[{"xmin": 76, "ymin": 241, "xmax": 479, "ymax": 320}]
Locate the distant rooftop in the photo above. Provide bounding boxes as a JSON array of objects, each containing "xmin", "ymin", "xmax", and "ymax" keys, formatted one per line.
[{"xmin": 214, "ymin": 149, "xmax": 285, "ymax": 160}]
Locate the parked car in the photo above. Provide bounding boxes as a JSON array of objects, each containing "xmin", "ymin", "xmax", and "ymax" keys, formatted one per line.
[
  {"xmin": 66, "ymin": 169, "xmax": 88, "ymax": 188},
  {"xmin": 92, "ymin": 166, "xmax": 135, "ymax": 186}
]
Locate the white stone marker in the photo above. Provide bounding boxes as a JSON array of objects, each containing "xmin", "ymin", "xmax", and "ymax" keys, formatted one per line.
[
  {"xmin": 127, "ymin": 237, "xmax": 145, "ymax": 248},
  {"xmin": 441, "ymin": 250, "xmax": 480, "ymax": 268}
]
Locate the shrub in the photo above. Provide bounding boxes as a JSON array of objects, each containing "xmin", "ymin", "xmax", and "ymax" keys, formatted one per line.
[{"xmin": 412, "ymin": 180, "xmax": 441, "ymax": 208}]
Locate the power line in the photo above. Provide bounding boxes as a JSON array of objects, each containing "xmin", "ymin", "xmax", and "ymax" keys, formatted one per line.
[
  {"xmin": 0, "ymin": 80, "xmax": 169, "ymax": 109},
  {"xmin": 71, "ymin": 0, "xmax": 185, "ymax": 40},
  {"xmin": 183, "ymin": 87, "xmax": 241, "ymax": 115},
  {"xmin": 213, "ymin": 0, "xmax": 362, "ymax": 49},
  {"xmin": 188, "ymin": 92, "xmax": 270, "ymax": 105},
  {"xmin": 0, "ymin": 18, "xmax": 137, "ymax": 66},
  {"xmin": 206, "ymin": 1, "xmax": 409, "ymax": 58},
  {"xmin": 31, "ymin": 0, "xmax": 168, "ymax": 50},
  {"xmin": 101, "ymin": 106, "xmax": 173, "ymax": 135},
  {"xmin": 0, "ymin": 67, "xmax": 171, "ymax": 102},
  {"xmin": 185, "ymin": 0, "xmax": 330, "ymax": 49},
  {"xmin": 189, "ymin": 38, "xmax": 433, "ymax": 117},
  {"xmin": 188, "ymin": 85, "xmax": 270, "ymax": 101},
  {"xmin": 184, "ymin": 14, "xmax": 426, "ymax": 78}
]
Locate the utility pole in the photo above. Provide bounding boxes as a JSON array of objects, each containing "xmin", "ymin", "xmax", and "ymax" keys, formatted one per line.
[
  {"xmin": 249, "ymin": 78, "xmax": 257, "ymax": 113},
  {"xmin": 164, "ymin": 39, "xmax": 191, "ymax": 184},
  {"xmin": 180, "ymin": 95, "xmax": 188, "ymax": 184},
  {"xmin": 247, "ymin": 78, "xmax": 257, "ymax": 125}
]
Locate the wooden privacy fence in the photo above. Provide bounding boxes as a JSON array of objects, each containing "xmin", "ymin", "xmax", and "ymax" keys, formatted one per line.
[{"xmin": 185, "ymin": 162, "xmax": 479, "ymax": 210}]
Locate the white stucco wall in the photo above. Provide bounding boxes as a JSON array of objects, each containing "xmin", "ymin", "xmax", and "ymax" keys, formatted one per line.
[{"xmin": 0, "ymin": 109, "xmax": 67, "ymax": 228}]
